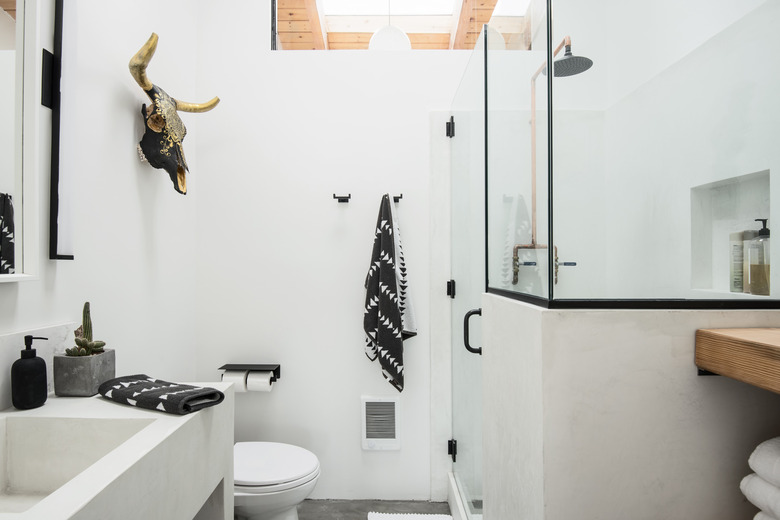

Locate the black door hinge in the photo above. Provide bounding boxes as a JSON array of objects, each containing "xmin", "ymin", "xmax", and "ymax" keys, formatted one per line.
[
  {"xmin": 446, "ymin": 280, "xmax": 456, "ymax": 299},
  {"xmin": 446, "ymin": 116, "xmax": 455, "ymax": 138},
  {"xmin": 41, "ymin": 49, "xmax": 59, "ymax": 109},
  {"xmin": 448, "ymin": 439, "xmax": 457, "ymax": 462}
]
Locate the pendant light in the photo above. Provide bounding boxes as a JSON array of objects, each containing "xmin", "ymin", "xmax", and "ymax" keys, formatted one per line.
[{"xmin": 368, "ymin": 0, "xmax": 411, "ymax": 50}]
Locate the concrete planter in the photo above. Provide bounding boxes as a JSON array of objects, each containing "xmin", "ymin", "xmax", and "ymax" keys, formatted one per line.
[{"xmin": 53, "ymin": 349, "xmax": 116, "ymax": 397}]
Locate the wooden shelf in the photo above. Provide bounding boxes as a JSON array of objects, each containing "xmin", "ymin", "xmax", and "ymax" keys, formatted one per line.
[{"xmin": 695, "ymin": 328, "xmax": 780, "ymax": 394}]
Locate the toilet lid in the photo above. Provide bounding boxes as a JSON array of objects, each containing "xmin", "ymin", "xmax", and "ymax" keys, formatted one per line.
[{"xmin": 234, "ymin": 442, "xmax": 320, "ymax": 487}]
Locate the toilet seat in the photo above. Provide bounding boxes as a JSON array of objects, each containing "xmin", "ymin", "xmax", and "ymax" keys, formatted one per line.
[{"xmin": 234, "ymin": 442, "xmax": 320, "ymax": 494}]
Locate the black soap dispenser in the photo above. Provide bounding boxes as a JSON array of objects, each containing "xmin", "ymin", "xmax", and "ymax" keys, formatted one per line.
[{"xmin": 11, "ymin": 335, "xmax": 48, "ymax": 410}]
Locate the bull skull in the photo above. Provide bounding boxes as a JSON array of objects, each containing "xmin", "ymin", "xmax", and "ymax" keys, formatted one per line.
[{"xmin": 129, "ymin": 33, "xmax": 219, "ymax": 195}]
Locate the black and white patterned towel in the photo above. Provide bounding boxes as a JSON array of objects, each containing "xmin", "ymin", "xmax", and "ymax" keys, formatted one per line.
[
  {"xmin": 98, "ymin": 374, "xmax": 225, "ymax": 415},
  {"xmin": 363, "ymin": 194, "xmax": 417, "ymax": 392},
  {"xmin": 0, "ymin": 193, "xmax": 15, "ymax": 275}
]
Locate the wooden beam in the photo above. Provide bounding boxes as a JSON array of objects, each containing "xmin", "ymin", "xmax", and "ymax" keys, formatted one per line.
[
  {"xmin": 277, "ymin": 21, "xmax": 312, "ymax": 33},
  {"xmin": 303, "ymin": 0, "xmax": 325, "ymax": 50},
  {"xmin": 327, "ymin": 32, "xmax": 451, "ymax": 50},
  {"xmin": 283, "ymin": 42, "xmax": 320, "ymax": 50},
  {"xmin": 453, "ymin": 0, "xmax": 498, "ymax": 49},
  {"xmin": 279, "ymin": 32, "xmax": 315, "ymax": 43},
  {"xmin": 277, "ymin": 8, "xmax": 309, "ymax": 22},
  {"xmin": 328, "ymin": 32, "xmax": 372, "ymax": 44},
  {"xmin": 0, "ymin": 0, "xmax": 16, "ymax": 19}
]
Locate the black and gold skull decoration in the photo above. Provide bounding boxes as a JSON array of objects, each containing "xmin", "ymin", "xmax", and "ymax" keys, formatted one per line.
[{"xmin": 129, "ymin": 33, "xmax": 219, "ymax": 195}]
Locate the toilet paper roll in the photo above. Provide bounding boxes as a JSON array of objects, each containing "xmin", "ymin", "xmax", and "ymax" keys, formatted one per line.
[
  {"xmin": 246, "ymin": 371, "xmax": 274, "ymax": 392},
  {"xmin": 221, "ymin": 370, "xmax": 248, "ymax": 392}
]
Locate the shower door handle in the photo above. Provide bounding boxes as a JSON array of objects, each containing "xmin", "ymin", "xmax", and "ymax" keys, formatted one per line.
[{"xmin": 463, "ymin": 308, "xmax": 482, "ymax": 355}]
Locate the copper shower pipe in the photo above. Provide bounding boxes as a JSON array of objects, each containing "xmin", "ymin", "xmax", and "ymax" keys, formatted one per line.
[{"xmin": 513, "ymin": 36, "xmax": 572, "ymax": 285}]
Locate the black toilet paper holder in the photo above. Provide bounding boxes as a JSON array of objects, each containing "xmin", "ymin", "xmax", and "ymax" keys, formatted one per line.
[{"xmin": 219, "ymin": 364, "xmax": 281, "ymax": 382}]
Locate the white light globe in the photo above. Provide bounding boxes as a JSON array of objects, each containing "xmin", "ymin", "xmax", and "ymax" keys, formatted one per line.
[{"xmin": 368, "ymin": 25, "xmax": 412, "ymax": 50}]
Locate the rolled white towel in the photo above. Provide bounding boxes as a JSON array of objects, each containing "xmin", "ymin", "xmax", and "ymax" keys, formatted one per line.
[
  {"xmin": 751, "ymin": 438, "xmax": 780, "ymax": 488},
  {"xmin": 756, "ymin": 511, "xmax": 780, "ymax": 520},
  {"xmin": 742, "ymin": 473, "xmax": 780, "ymax": 519}
]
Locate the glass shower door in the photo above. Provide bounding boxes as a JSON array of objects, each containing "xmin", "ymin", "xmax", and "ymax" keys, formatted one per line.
[{"xmin": 450, "ymin": 28, "xmax": 486, "ymax": 520}]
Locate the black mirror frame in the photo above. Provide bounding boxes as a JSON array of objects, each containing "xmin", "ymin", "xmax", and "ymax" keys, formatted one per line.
[{"xmin": 47, "ymin": 0, "xmax": 72, "ymax": 260}]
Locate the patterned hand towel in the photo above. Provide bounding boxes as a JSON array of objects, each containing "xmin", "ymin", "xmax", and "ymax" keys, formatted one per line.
[
  {"xmin": 364, "ymin": 194, "xmax": 417, "ymax": 392},
  {"xmin": 0, "ymin": 193, "xmax": 15, "ymax": 274},
  {"xmin": 98, "ymin": 374, "xmax": 224, "ymax": 415}
]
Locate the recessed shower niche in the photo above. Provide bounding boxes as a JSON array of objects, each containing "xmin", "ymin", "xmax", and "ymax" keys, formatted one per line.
[{"xmin": 691, "ymin": 171, "xmax": 770, "ymax": 296}]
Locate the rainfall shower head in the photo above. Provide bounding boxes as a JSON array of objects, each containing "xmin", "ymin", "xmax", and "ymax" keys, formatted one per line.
[
  {"xmin": 541, "ymin": 37, "xmax": 594, "ymax": 78},
  {"xmin": 553, "ymin": 45, "xmax": 593, "ymax": 77}
]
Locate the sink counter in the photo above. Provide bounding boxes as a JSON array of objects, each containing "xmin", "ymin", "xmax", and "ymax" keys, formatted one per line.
[{"xmin": 0, "ymin": 382, "xmax": 234, "ymax": 520}]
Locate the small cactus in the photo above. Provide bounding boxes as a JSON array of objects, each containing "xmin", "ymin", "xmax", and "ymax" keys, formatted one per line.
[{"xmin": 66, "ymin": 302, "xmax": 107, "ymax": 356}]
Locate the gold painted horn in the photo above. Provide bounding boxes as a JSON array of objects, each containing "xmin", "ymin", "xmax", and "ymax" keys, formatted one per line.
[
  {"xmin": 175, "ymin": 97, "xmax": 220, "ymax": 113},
  {"xmin": 129, "ymin": 32, "xmax": 220, "ymax": 112},
  {"xmin": 128, "ymin": 32, "xmax": 157, "ymax": 91}
]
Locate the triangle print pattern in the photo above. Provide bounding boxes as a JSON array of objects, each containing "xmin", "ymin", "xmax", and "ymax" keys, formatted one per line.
[
  {"xmin": 363, "ymin": 194, "xmax": 417, "ymax": 392},
  {"xmin": 97, "ymin": 374, "xmax": 225, "ymax": 415},
  {"xmin": 0, "ymin": 193, "xmax": 15, "ymax": 275}
]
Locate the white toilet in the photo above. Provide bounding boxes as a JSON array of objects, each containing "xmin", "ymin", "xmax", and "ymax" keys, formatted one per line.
[{"xmin": 233, "ymin": 441, "xmax": 320, "ymax": 520}]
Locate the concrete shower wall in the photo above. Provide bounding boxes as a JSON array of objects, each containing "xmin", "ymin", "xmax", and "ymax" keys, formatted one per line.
[{"xmin": 483, "ymin": 294, "xmax": 780, "ymax": 520}]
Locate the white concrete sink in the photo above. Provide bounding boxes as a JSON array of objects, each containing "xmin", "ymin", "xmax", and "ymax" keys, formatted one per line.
[
  {"xmin": 0, "ymin": 416, "xmax": 153, "ymax": 513},
  {"xmin": 0, "ymin": 382, "xmax": 234, "ymax": 520}
]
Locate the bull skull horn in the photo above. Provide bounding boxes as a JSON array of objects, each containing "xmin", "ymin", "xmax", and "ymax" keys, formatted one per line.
[
  {"xmin": 129, "ymin": 32, "xmax": 157, "ymax": 91},
  {"xmin": 128, "ymin": 32, "xmax": 220, "ymax": 112}
]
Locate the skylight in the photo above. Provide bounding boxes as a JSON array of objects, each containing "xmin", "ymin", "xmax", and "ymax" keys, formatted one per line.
[{"xmin": 322, "ymin": 0, "xmax": 457, "ymax": 16}]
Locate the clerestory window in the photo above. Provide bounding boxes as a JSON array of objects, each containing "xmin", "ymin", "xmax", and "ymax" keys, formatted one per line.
[{"xmin": 273, "ymin": 0, "xmax": 533, "ymax": 50}]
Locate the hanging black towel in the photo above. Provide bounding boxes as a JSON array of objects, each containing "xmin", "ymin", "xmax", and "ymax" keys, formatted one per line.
[
  {"xmin": 364, "ymin": 194, "xmax": 417, "ymax": 392},
  {"xmin": 98, "ymin": 374, "xmax": 224, "ymax": 415},
  {"xmin": 0, "ymin": 193, "xmax": 15, "ymax": 274}
]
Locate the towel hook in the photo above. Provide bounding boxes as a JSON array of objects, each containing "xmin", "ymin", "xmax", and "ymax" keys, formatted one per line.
[
  {"xmin": 333, "ymin": 194, "xmax": 351, "ymax": 203},
  {"xmin": 393, "ymin": 194, "xmax": 403, "ymax": 203}
]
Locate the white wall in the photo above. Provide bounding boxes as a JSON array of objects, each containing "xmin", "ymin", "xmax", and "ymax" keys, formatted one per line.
[
  {"xmin": 483, "ymin": 294, "xmax": 780, "ymax": 519},
  {"xmin": 192, "ymin": 0, "xmax": 469, "ymax": 499},
  {"xmin": 1, "ymin": 0, "xmax": 470, "ymax": 504}
]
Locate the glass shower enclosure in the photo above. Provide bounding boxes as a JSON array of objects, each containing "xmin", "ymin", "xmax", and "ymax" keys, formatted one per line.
[
  {"xmin": 486, "ymin": 0, "xmax": 780, "ymax": 307},
  {"xmin": 449, "ymin": 0, "xmax": 780, "ymax": 515}
]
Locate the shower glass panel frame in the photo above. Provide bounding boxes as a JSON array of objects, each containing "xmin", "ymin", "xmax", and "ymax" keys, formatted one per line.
[{"xmin": 485, "ymin": 0, "xmax": 780, "ymax": 309}]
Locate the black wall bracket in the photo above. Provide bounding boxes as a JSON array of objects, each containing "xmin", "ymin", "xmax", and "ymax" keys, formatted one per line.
[
  {"xmin": 447, "ymin": 279, "xmax": 456, "ymax": 299},
  {"xmin": 448, "ymin": 439, "xmax": 457, "ymax": 462},
  {"xmin": 219, "ymin": 364, "xmax": 281, "ymax": 382}
]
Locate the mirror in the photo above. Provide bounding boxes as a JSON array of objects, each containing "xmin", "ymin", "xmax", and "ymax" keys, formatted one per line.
[
  {"xmin": 0, "ymin": 0, "xmax": 41, "ymax": 282},
  {"xmin": 0, "ymin": 1, "xmax": 20, "ymax": 277}
]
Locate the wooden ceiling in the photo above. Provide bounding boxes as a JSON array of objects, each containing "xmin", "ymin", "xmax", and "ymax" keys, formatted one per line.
[
  {"xmin": 277, "ymin": 0, "xmax": 527, "ymax": 51},
  {"xmin": 0, "ymin": 0, "xmax": 16, "ymax": 20}
]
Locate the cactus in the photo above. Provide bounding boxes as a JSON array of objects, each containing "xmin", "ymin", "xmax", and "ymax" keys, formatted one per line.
[{"xmin": 66, "ymin": 302, "xmax": 107, "ymax": 356}]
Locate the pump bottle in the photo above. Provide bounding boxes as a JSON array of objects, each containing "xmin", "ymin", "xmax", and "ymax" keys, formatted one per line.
[
  {"xmin": 748, "ymin": 219, "xmax": 771, "ymax": 296},
  {"xmin": 11, "ymin": 335, "xmax": 48, "ymax": 409}
]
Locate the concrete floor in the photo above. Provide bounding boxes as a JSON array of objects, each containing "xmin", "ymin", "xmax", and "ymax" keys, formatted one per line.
[{"xmin": 297, "ymin": 499, "xmax": 451, "ymax": 519}]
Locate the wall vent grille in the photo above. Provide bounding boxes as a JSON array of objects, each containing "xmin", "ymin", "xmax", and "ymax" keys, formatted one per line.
[{"xmin": 361, "ymin": 396, "xmax": 400, "ymax": 450}]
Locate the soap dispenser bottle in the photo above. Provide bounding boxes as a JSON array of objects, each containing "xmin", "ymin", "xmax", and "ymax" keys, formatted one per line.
[
  {"xmin": 748, "ymin": 219, "xmax": 771, "ymax": 296},
  {"xmin": 11, "ymin": 335, "xmax": 48, "ymax": 410}
]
